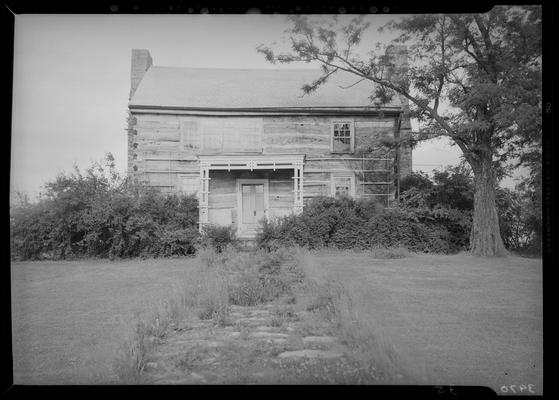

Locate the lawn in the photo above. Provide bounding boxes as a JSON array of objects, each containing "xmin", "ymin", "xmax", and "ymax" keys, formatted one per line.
[
  {"xmin": 10, "ymin": 258, "xmax": 200, "ymax": 384},
  {"xmin": 10, "ymin": 252, "xmax": 542, "ymax": 392},
  {"xmin": 304, "ymin": 251, "xmax": 543, "ymax": 394}
]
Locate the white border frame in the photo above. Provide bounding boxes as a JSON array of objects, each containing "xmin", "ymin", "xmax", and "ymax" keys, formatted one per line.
[
  {"xmin": 236, "ymin": 179, "xmax": 269, "ymax": 237},
  {"xmin": 330, "ymin": 120, "xmax": 355, "ymax": 154}
]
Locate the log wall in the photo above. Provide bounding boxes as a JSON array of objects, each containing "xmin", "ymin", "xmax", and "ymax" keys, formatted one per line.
[{"xmin": 128, "ymin": 112, "xmax": 409, "ymax": 207}]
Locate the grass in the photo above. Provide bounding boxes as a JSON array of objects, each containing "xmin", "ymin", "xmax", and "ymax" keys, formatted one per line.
[
  {"xmin": 112, "ymin": 245, "xmax": 306, "ymax": 382},
  {"xmin": 10, "ymin": 257, "xmax": 200, "ymax": 384},
  {"xmin": 303, "ymin": 249, "xmax": 543, "ymax": 393},
  {"xmin": 10, "ymin": 248, "xmax": 542, "ymax": 390},
  {"xmin": 292, "ymin": 254, "xmax": 412, "ymax": 384}
]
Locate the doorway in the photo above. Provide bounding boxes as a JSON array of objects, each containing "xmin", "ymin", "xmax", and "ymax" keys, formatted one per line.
[{"xmin": 236, "ymin": 179, "xmax": 269, "ymax": 238}]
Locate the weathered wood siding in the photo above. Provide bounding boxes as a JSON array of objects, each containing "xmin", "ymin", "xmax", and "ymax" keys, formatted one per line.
[
  {"xmin": 261, "ymin": 116, "xmax": 396, "ymax": 157},
  {"xmin": 128, "ymin": 112, "xmax": 410, "ymax": 205},
  {"xmin": 207, "ymin": 170, "xmax": 294, "ymax": 227},
  {"xmin": 130, "ymin": 114, "xmax": 403, "ymax": 158}
]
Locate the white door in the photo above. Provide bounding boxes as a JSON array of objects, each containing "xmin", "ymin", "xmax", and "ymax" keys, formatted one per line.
[{"xmin": 237, "ymin": 180, "xmax": 268, "ymax": 237}]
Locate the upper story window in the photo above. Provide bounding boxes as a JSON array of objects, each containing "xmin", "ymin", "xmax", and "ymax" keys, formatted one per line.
[
  {"xmin": 180, "ymin": 117, "xmax": 263, "ymax": 153},
  {"xmin": 331, "ymin": 121, "xmax": 355, "ymax": 153}
]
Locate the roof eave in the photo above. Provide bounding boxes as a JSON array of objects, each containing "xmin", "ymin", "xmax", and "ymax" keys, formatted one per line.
[{"xmin": 128, "ymin": 104, "xmax": 404, "ymax": 116}]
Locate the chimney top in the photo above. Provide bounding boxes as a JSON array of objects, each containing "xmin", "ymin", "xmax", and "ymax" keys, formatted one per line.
[{"xmin": 130, "ymin": 49, "xmax": 153, "ymax": 100}]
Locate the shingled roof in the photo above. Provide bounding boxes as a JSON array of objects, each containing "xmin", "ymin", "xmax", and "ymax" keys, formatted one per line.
[{"xmin": 129, "ymin": 66, "xmax": 404, "ymax": 110}]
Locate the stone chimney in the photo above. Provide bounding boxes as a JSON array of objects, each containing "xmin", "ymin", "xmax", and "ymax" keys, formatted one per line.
[
  {"xmin": 130, "ymin": 49, "xmax": 152, "ymax": 100},
  {"xmin": 385, "ymin": 45, "xmax": 412, "ymax": 183}
]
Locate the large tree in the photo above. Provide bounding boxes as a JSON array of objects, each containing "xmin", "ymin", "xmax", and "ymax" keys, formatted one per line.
[{"xmin": 258, "ymin": 7, "xmax": 542, "ymax": 256}]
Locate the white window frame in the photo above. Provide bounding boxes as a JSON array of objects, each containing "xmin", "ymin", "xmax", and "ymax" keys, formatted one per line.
[
  {"xmin": 330, "ymin": 174, "xmax": 356, "ymax": 198},
  {"xmin": 330, "ymin": 120, "xmax": 355, "ymax": 154}
]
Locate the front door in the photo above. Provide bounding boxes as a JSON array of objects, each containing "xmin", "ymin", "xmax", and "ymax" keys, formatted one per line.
[{"xmin": 238, "ymin": 180, "xmax": 267, "ymax": 237}]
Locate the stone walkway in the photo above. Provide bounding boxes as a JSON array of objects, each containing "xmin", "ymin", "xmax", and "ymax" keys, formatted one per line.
[{"xmin": 140, "ymin": 302, "xmax": 372, "ymax": 384}]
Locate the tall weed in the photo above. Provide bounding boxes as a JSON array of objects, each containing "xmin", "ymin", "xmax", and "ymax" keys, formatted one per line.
[{"xmin": 294, "ymin": 248, "xmax": 415, "ymax": 384}]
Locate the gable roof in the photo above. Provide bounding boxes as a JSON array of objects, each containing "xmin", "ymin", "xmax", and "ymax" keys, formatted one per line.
[{"xmin": 129, "ymin": 66, "xmax": 404, "ymax": 111}]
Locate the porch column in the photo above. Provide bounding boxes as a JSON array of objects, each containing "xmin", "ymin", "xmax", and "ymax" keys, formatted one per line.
[
  {"xmin": 199, "ymin": 162, "xmax": 210, "ymax": 232},
  {"xmin": 293, "ymin": 161, "xmax": 304, "ymax": 214}
]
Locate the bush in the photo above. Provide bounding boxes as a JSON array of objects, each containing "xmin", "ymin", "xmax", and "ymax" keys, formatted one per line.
[
  {"xmin": 399, "ymin": 171, "xmax": 433, "ymax": 193},
  {"xmin": 10, "ymin": 154, "xmax": 200, "ymax": 260},
  {"xmin": 201, "ymin": 224, "xmax": 238, "ymax": 253},
  {"xmin": 258, "ymin": 197, "xmax": 387, "ymax": 250},
  {"xmin": 256, "ymin": 197, "xmax": 465, "ymax": 254},
  {"xmin": 157, "ymin": 228, "xmax": 200, "ymax": 257}
]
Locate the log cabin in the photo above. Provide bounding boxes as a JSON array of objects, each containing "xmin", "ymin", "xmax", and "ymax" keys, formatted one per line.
[{"xmin": 127, "ymin": 48, "xmax": 412, "ymax": 239}]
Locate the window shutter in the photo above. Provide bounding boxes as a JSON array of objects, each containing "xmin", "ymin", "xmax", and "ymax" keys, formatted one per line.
[
  {"xmin": 200, "ymin": 119, "xmax": 223, "ymax": 152},
  {"xmin": 180, "ymin": 118, "xmax": 200, "ymax": 150}
]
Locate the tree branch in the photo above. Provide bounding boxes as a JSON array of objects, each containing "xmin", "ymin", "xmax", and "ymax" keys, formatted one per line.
[
  {"xmin": 448, "ymin": 15, "xmax": 495, "ymax": 78},
  {"xmin": 311, "ymin": 51, "xmax": 466, "ymax": 146},
  {"xmin": 448, "ymin": 15, "xmax": 485, "ymax": 61},
  {"xmin": 338, "ymin": 78, "xmax": 366, "ymax": 89},
  {"xmin": 433, "ymin": 17, "xmax": 447, "ymax": 114},
  {"xmin": 473, "ymin": 14, "xmax": 498, "ymax": 81},
  {"xmin": 473, "ymin": 14, "xmax": 492, "ymax": 54}
]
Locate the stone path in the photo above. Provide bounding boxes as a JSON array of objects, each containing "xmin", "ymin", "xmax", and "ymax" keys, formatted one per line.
[{"xmin": 140, "ymin": 302, "xmax": 368, "ymax": 384}]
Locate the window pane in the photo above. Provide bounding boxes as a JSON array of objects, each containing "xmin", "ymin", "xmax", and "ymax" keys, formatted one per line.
[
  {"xmin": 333, "ymin": 137, "xmax": 351, "ymax": 152},
  {"xmin": 332, "ymin": 122, "xmax": 352, "ymax": 153}
]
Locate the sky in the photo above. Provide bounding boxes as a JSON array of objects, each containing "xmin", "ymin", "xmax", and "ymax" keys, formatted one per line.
[{"xmin": 11, "ymin": 13, "xmax": 501, "ymax": 200}]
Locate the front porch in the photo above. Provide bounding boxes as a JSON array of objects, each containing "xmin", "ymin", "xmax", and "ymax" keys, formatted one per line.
[{"xmin": 198, "ymin": 154, "xmax": 305, "ymax": 239}]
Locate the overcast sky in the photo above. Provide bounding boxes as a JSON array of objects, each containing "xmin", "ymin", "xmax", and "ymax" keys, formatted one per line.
[{"xmin": 11, "ymin": 13, "xmax": 487, "ymax": 200}]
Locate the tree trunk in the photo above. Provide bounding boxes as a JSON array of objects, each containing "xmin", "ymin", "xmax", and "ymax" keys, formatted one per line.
[{"xmin": 469, "ymin": 156, "xmax": 508, "ymax": 256}]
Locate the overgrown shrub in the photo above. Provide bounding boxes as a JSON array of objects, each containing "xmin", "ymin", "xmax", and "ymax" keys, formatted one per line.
[
  {"xmin": 10, "ymin": 154, "xmax": 200, "ymax": 260},
  {"xmin": 200, "ymin": 224, "xmax": 238, "ymax": 253},
  {"xmin": 256, "ymin": 170, "xmax": 485, "ymax": 253},
  {"xmin": 256, "ymin": 196, "xmax": 466, "ymax": 254}
]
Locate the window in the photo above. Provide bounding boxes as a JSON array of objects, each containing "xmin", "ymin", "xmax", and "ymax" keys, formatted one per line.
[
  {"xmin": 331, "ymin": 121, "xmax": 354, "ymax": 153},
  {"xmin": 181, "ymin": 117, "xmax": 263, "ymax": 153},
  {"xmin": 180, "ymin": 119, "xmax": 199, "ymax": 150},
  {"xmin": 331, "ymin": 175, "xmax": 355, "ymax": 198}
]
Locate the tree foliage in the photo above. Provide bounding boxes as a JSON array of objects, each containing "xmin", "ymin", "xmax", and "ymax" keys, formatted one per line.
[
  {"xmin": 258, "ymin": 8, "xmax": 541, "ymax": 256},
  {"xmin": 400, "ymin": 165, "xmax": 474, "ymax": 210},
  {"xmin": 400, "ymin": 166, "xmax": 541, "ymax": 255}
]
